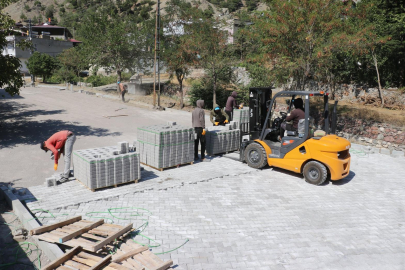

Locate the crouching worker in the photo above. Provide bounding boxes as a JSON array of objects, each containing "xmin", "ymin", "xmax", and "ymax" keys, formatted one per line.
[
  {"xmin": 210, "ymin": 104, "xmax": 229, "ymax": 126},
  {"xmin": 40, "ymin": 130, "xmax": 76, "ymax": 183}
]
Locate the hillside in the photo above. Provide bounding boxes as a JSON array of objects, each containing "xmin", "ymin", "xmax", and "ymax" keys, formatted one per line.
[{"xmin": 3, "ymin": 0, "xmax": 265, "ymax": 27}]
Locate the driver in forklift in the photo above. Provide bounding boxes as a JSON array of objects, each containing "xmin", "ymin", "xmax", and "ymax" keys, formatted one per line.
[
  {"xmin": 280, "ymin": 98, "xmax": 305, "ymax": 139},
  {"xmin": 210, "ymin": 104, "xmax": 229, "ymax": 126}
]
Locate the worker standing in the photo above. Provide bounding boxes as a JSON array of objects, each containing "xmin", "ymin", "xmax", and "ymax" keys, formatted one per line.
[
  {"xmin": 40, "ymin": 130, "xmax": 76, "ymax": 182},
  {"xmin": 192, "ymin": 100, "xmax": 207, "ymax": 161},
  {"xmin": 210, "ymin": 104, "xmax": 229, "ymax": 126},
  {"xmin": 118, "ymin": 81, "xmax": 127, "ymax": 103},
  {"xmin": 225, "ymin": 91, "xmax": 243, "ymax": 121}
]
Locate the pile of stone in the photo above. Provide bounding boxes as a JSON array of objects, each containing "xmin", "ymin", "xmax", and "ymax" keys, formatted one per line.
[
  {"xmin": 137, "ymin": 122, "xmax": 195, "ymax": 169},
  {"xmin": 233, "ymin": 108, "xmax": 250, "ymax": 133},
  {"xmin": 206, "ymin": 122, "xmax": 241, "ymax": 155},
  {"xmin": 72, "ymin": 142, "xmax": 140, "ymax": 190}
]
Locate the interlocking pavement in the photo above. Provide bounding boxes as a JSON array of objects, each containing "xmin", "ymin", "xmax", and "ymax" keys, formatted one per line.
[{"xmin": 26, "ymin": 148, "xmax": 405, "ymax": 270}]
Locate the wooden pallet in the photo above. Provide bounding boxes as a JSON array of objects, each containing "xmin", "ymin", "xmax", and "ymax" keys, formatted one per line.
[
  {"xmin": 41, "ymin": 246, "xmax": 112, "ymax": 270},
  {"xmin": 31, "ymin": 216, "xmax": 133, "ymax": 252},
  {"xmin": 108, "ymin": 240, "xmax": 173, "ymax": 270},
  {"xmin": 76, "ymin": 178, "xmax": 139, "ymax": 192},
  {"xmin": 140, "ymin": 162, "xmax": 193, "ymax": 172}
]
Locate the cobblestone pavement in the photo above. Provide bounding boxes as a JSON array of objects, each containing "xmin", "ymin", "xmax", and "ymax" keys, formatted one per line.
[{"xmin": 25, "ymin": 147, "xmax": 405, "ymax": 270}]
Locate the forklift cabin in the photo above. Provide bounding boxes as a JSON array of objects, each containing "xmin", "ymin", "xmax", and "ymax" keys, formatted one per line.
[{"xmin": 240, "ymin": 89, "xmax": 350, "ymax": 185}]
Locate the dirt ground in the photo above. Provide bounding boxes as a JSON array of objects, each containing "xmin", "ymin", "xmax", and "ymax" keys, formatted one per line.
[{"xmin": 0, "ymin": 199, "xmax": 50, "ymax": 270}]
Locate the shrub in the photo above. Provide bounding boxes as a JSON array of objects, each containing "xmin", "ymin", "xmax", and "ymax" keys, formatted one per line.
[
  {"xmin": 85, "ymin": 75, "xmax": 117, "ymax": 87},
  {"xmin": 189, "ymin": 78, "xmax": 228, "ymax": 109}
]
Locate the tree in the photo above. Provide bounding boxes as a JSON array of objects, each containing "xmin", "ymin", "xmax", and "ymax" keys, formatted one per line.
[
  {"xmin": 163, "ymin": 0, "xmax": 197, "ymax": 108},
  {"xmin": 27, "ymin": 52, "xmax": 58, "ymax": 82},
  {"xmin": 56, "ymin": 47, "xmax": 87, "ymax": 83},
  {"xmin": 245, "ymin": 0, "xmax": 374, "ymax": 91},
  {"xmin": 188, "ymin": 13, "xmax": 235, "ymax": 106},
  {"xmin": 77, "ymin": 4, "xmax": 154, "ymax": 92},
  {"xmin": 1, "ymin": 0, "xmax": 24, "ymax": 96},
  {"xmin": 45, "ymin": 5, "xmax": 55, "ymax": 19}
]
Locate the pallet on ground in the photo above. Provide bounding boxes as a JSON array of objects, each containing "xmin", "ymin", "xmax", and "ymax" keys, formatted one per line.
[
  {"xmin": 108, "ymin": 239, "xmax": 173, "ymax": 270},
  {"xmin": 41, "ymin": 246, "xmax": 112, "ymax": 270},
  {"xmin": 140, "ymin": 162, "xmax": 193, "ymax": 172},
  {"xmin": 31, "ymin": 216, "xmax": 133, "ymax": 252},
  {"xmin": 76, "ymin": 178, "xmax": 139, "ymax": 192}
]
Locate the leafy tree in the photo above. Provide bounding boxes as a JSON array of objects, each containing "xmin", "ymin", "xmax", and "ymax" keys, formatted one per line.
[
  {"xmin": 188, "ymin": 13, "xmax": 235, "ymax": 106},
  {"xmin": 1, "ymin": 0, "xmax": 25, "ymax": 96},
  {"xmin": 45, "ymin": 5, "xmax": 55, "ymax": 19},
  {"xmin": 245, "ymin": 0, "xmax": 374, "ymax": 91},
  {"xmin": 55, "ymin": 47, "xmax": 87, "ymax": 83},
  {"xmin": 20, "ymin": 12, "xmax": 27, "ymax": 20},
  {"xmin": 163, "ymin": 0, "xmax": 199, "ymax": 108},
  {"xmin": 77, "ymin": 5, "xmax": 154, "ymax": 90},
  {"xmin": 27, "ymin": 52, "xmax": 58, "ymax": 82}
]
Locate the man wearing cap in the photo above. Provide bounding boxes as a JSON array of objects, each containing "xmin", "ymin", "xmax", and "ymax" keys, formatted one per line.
[
  {"xmin": 210, "ymin": 104, "xmax": 229, "ymax": 126},
  {"xmin": 40, "ymin": 130, "xmax": 76, "ymax": 182}
]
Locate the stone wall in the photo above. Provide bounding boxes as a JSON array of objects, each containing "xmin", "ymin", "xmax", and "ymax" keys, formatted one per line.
[{"xmin": 337, "ymin": 117, "xmax": 405, "ymax": 152}]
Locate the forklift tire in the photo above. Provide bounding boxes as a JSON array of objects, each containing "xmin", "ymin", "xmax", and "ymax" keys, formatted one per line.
[
  {"xmin": 303, "ymin": 161, "xmax": 327, "ymax": 185},
  {"xmin": 245, "ymin": 143, "xmax": 268, "ymax": 169}
]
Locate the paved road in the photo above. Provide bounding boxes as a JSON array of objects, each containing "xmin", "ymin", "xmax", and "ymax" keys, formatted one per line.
[
  {"xmin": 2, "ymin": 86, "xmax": 405, "ymax": 269},
  {"xmin": 23, "ymin": 148, "xmax": 405, "ymax": 270},
  {"xmin": 0, "ymin": 86, "xmax": 209, "ymax": 187}
]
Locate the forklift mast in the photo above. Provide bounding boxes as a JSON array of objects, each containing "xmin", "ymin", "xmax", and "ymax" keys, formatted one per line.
[{"xmin": 248, "ymin": 87, "xmax": 272, "ymax": 140}]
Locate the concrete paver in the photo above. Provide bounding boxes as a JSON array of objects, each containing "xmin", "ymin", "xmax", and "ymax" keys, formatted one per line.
[{"xmin": 25, "ymin": 151, "xmax": 405, "ymax": 270}]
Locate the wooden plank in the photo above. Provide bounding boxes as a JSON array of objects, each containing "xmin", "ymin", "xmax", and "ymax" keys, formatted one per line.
[
  {"xmin": 64, "ymin": 260, "xmax": 91, "ymax": 270},
  {"xmin": 60, "ymin": 220, "xmax": 104, "ymax": 243},
  {"xmin": 76, "ymin": 252, "xmax": 103, "ymax": 262},
  {"xmin": 71, "ymin": 256, "xmax": 99, "ymax": 267},
  {"xmin": 87, "ymin": 229, "xmax": 110, "ymax": 237},
  {"xmin": 151, "ymin": 260, "xmax": 174, "ymax": 270},
  {"xmin": 141, "ymin": 250, "xmax": 165, "ymax": 265},
  {"xmin": 30, "ymin": 216, "xmax": 82, "ymax": 235},
  {"xmin": 94, "ymin": 225, "xmax": 121, "ymax": 232},
  {"xmin": 41, "ymin": 246, "xmax": 82, "ymax": 270},
  {"xmin": 80, "ymin": 233, "xmax": 105, "ymax": 241},
  {"xmin": 64, "ymin": 239, "xmax": 94, "ymax": 249},
  {"xmin": 48, "ymin": 231, "xmax": 69, "ymax": 238},
  {"xmin": 101, "ymin": 224, "xmax": 124, "ymax": 229},
  {"xmin": 133, "ymin": 254, "xmax": 155, "ymax": 269},
  {"xmin": 89, "ymin": 224, "xmax": 133, "ymax": 252},
  {"xmin": 104, "ymin": 262, "xmax": 132, "ymax": 270},
  {"xmin": 123, "ymin": 258, "xmax": 143, "ymax": 269},
  {"xmin": 88, "ymin": 255, "xmax": 112, "ymax": 270},
  {"xmin": 55, "ymin": 266, "xmax": 76, "ymax": 270},
  {"xmin": 37, "ymin": 233, "xmax": 61, "ymax": 243},
  {"xmin": 121, "ymin": 261, "xmax": 136, "ymax": 269},
  {"xmin": 56, "ymin": 228, "xmax": 77, "ymax": 234},
  {"xmin": 112, "ymin": 246, "xmax": 149, "ymax": 263}
]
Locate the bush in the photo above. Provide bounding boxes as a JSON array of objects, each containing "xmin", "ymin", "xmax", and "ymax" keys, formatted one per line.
[
  {"xmin": 189, "ymin": 78, "xmax": 228, "ymax": 109},
  {"xmin": 85, "ymin": 74, "xmax": 117, "ymax": 87}
]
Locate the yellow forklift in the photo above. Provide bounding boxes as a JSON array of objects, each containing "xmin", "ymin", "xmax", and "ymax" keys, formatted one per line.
[{"xmin": 240, "ymin": 88, "xmax": 351, "ymax": 185}]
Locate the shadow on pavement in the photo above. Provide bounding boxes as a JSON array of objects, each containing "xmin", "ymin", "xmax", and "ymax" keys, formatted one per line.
[
  {"xmin": 0, "ymin": 101, "xmax": 121, "ymax": 149},
  {"xmin": 331, "ymin": 170, "xmax": 356, "ymax": 185},
  {"xmin": 0, "ymin": 201, "xmax": 39, "ymax": 270}
]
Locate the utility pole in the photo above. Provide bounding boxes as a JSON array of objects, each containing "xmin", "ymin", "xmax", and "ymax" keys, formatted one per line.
[
  {"xmin": 153, "ymin": 0, "xmax": 161, "ymax": 109},
  {"xmin": 157, "ymin": 0, "xmax": 161, "ymax": 108}
]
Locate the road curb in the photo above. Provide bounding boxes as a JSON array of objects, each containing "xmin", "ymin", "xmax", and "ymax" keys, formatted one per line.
[{"xmin": 0, "ymin": 186, "xmax": 64, "ymax": 261}]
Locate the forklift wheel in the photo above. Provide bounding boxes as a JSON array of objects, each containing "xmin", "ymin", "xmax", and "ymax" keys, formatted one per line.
[
  {"xmin": 303, "ymin": 161, "xmax": 327, "ymax": 185},
  {"xmin": 245, "ymin": 143, "xmax": 268, "ymax": 169}
]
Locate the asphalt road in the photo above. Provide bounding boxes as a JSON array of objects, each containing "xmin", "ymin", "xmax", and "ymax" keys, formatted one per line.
[{"xmin": 0, "ymin": 86, "xmax": 209, "ymax": 188}]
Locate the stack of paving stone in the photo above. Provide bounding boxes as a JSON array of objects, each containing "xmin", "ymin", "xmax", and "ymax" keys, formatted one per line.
[
  {"xmin": 72, "ymin": 142, "xmax": 140, "ymax": 190},
  {"xmin": 232, "ymin": 107, "xmax": 250, "ymax": 133},
  {"xmin": 137, "ymin": 122, "xmax": 195, "ymax": 169},
  {"xmin": 206, "ymin": 124, "xmax": 241, "ymax": 155}
]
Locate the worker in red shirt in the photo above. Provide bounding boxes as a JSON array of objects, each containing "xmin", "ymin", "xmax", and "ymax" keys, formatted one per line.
[{"xmin": 40, "ymin": 130, "xmax": 76, "ymax": 182}]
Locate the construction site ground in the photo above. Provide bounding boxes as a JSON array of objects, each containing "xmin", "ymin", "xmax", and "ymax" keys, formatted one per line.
[{"xmin": 1, "ymin": 86, "xmax": 405, "ymax": 270}]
